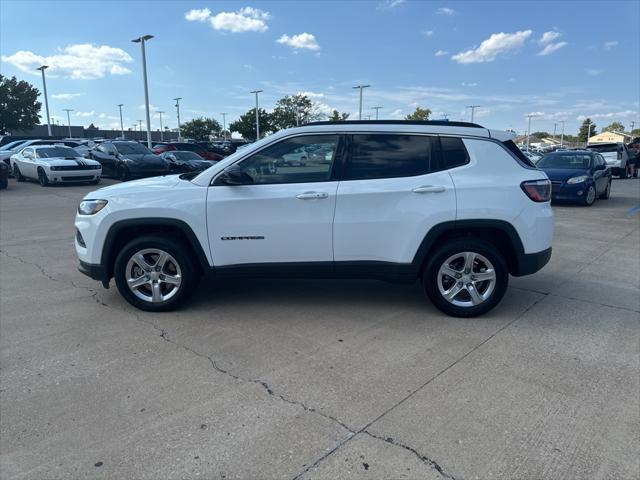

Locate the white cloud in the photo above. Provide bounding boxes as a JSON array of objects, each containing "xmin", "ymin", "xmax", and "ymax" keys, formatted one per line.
[
  {"xmin": 185, "ymin": 8, "xmax": 211, "ymax": 22},
  {"xmin": 461, "ymin": 82, "xmax": 478, "ymax": 87},
  {"xmin": 436, "ymin": 7, "xmax": 455, "ymax": 15},
  {"xmin": 434, "ymin": 49, "xmax": 449, "ymax": 57},
  {"xmin": 586, "ymin": 69, "xmax": 601, "ymax": 76},
  {"xmin": 52, "ymin": 93, "xmax": 81, "ymax": 100},
  {"xmin": 451, "ymin": 30, "xmax": 532, "ymax": 64},
  {"xmin": 537, "ymin": 41, "xmax": 567, "ymax": 56},
  {"xmin": 604, "ymin": 40, "xmax": 618, "ymax": 50},
  {"xmin": 298, "ymin": 91, "xmax": 324, "ymax": 99},
  {"xmin": 1, "ymin": 44, "xmax": 133, "ymax": 80},
  {"xmin": 75, "ymin": 111, "xmax": 95, "ymax": 117},
  {"xmin": 390, "ymin": 109, "xmax": 403, "ymax": 118},
  {"xmin": 577, "ymin": 110, "xmax": 637, "ymax": 121},
  {"xmin": 539, "ymin": 31, "xmax": 561, "ymax": 44},
  {"xmin": 277, "ymin": 33, "xmax": 320, "ymax": 51},
  {"xmin": 423, "ymin": 30, "xmax": 434, "ymax": 37},
  {"xmin": 379, "ymin": 0, "xmax": 405, "ymax": 8}
]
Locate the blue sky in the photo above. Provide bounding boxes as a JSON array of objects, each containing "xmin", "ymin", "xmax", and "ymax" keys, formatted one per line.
[{"xmin": 1, "ymin": 0, "xmax": 638, "ymax": 137}]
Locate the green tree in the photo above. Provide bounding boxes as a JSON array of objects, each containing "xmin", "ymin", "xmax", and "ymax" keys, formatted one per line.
[
  {"xmin": 531, "ymin": 131, "xmax": 550, "ymax": 138},
  {"xmin": 404, "ymin": 107, "xmax": 432, "ymax": 121},
  {"xmin": 0, "ymin": 75, "xmax": 42, "ymax": 134},
  {"xmin": 578, "ymin": 118, "xmax": 597, "ymax": 142},
  {"xmin": 603, "ymin": 122, "xmax": 625, "ymax": 132},
  {"xmin": 328, "ymin": 110, "xmax": 350, "ymax": 121},
  {"xmin": 270, "ymin": 94, "xmax": 322, "ymax": 130},
  {"xmin": 229, "ymin": 108, "xmax": 273, "ymax": 141},
  {"xmin": 181, "ymin": 117, "xmax": 222, "ymax": 141},
  {"xmin": 631, "ymin": 128, "xmax": 640, "ymax": 136}
]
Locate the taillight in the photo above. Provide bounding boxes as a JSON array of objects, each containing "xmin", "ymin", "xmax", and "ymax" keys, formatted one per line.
[{"xmin": 521, "ymin": 179, "xmax": 551, "ymax": 202}]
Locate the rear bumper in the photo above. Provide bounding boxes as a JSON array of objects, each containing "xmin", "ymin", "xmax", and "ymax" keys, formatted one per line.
[
  {"xmin": 78, "ymin": 260, "xmax": 109, "ymax": 287},
  {"xmin": 513, "ymin": 247, "xmax": 552, "ymax": 277}
]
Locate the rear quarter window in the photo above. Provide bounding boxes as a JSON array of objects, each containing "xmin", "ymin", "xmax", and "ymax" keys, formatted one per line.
[{"xmin": 432, "ymin": 136, "xmax": 470, "ymax": 171}]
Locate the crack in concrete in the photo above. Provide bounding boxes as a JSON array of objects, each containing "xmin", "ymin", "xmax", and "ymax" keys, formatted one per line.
[{"xmin": 363, "ymin": 431, "xmax": 458, "ymax": 480}]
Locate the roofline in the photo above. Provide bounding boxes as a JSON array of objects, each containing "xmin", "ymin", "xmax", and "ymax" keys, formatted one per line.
[{"xmin": 307, "ymin": 120, "xmax": 484, "ymax": 129}]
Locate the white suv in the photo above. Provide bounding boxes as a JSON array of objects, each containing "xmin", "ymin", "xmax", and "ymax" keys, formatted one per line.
[{"xmin": 75, "ymin": 121, "xmax": 553, "ymax": 317}]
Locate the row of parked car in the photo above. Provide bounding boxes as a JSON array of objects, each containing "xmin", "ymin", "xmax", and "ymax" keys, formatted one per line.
[{"xmin": 0, "ymin": 138, "xmax": 249, "ymax": 188}]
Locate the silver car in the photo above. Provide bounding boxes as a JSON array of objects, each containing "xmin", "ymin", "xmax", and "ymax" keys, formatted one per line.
[{"xmin": 586, "ymin": 143, "xmax": 631, "ymax": 178}]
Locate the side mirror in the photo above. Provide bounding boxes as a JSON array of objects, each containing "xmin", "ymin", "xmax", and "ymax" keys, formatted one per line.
[
  {"xmin": 217, "ymin": 165, "xmax": 253, "ymax": 185},
  {"xmin": 594, "ymin": 164, "xmax": 606, "ymax": 171}
]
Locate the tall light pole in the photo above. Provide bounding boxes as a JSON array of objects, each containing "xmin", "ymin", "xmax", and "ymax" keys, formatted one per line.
[
  {"xmin": 63, "ymin": 109, "xmax": 73, "ymax": 137},
  {"xmin": 173, "ymin": 97, "xmax": 182, "ymax": 141},
  {"xmin": 132, "ymin": 34, "xmax": 154, "ymax": 148},
  {"xmin": 630, "ymin": 121, "xmax": 635, "ymax": 132},
  {"xmin": 553, "ymin": 122, "xmax": 557, "ymax": 140},
  {"xmin": 560, "ymin": 120, "xmax": 565, "ymax": 147},
  {"xmin": 250, "ymin": 90, "xmax": 263, "ymax": 140},
  {"xmin": 220, "ymin": 113, "xmax": 228, "ymax": 140},
  {"xmin": 372, "ymin": 106, "xmax": 383, "ymax": 120},
  {"xmin": 117, "ymin": 104, "xmax": 125, "ymax": 138},
  {"xmin": 526, "ymin": 113, "xmax": 538, "ymax": 151},
  {"xmin": 586, "ymin": 121, "xmax": 594, "ymax": 146},
  {"xmin": 138, "ymin": 119, "xmax": 143, "ymax": 140},
  {"xmin": 37, "ymin": 65, "xmax": 52, "ymax": 136},
  {"xmin": 466, "ymin": 105, "xmax": 481, "ymax": 123},
  {"xmin": 156, "ymin": 111, "xmax": 165, "ymax": 141},
  {"xmin": 353, "ymin": 84, "xmax": 371, "ymax": 120}
]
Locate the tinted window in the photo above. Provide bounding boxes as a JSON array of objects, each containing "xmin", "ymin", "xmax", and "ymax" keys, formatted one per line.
[
  {"xmin": 435, "ymin": 137, "xmax": 469, "ymax": 171},
  {"xmin": 237, "ymin": 135, "xmax": 339, "ymax": 184},
  {"xmin": 502, "ymin": 139, "xmax": 536, "ymax": 168},
  {"xmin": 587, "ymin": 143, "xmax": 618, "ymax": 153},
  {"xmin": 36, "ymin": 147, "xmax": 78, "ymax": 158},
  {"xmin": 174, "ymin": 151, "xmax": 203, "ymax": 160},
  {"xmin": 345, "ymin": 134, "xmax": 434, "ymax": 180},
  {"xmin": 114, "ymin": 142, "xmax": 151, "ymax": 154},
  {"xmin": 538, "ymin": 154, "xmax": 592, "ymax": 169}
]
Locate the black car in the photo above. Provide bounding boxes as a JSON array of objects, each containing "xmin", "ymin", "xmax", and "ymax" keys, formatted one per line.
[
  {"xmin": 160, "ymin": 151, "xmax": 212, "ymax": 173},
  {"xmin": 87, "ymin": 141, "xmax": 170, "ymax": 181},
  {"xmin": 0, "ymin": 160, "xmax": 8, "ymax": 189}
]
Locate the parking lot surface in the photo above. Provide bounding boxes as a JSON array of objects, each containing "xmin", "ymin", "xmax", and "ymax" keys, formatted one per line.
[{"xmin": 1, "ymin": 178, "xmax": 638, "ymax": 479}]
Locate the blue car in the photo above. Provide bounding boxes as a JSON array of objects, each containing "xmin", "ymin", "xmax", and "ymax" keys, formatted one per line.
[{"xmin": 537, "ymin": 150, "xmax": 612, "ymax": 206}]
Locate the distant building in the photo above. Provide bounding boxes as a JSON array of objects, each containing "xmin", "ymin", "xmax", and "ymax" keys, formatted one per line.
[{"xmin": 588, "ymin": 130, "xmax": 634, "ymax": 144}]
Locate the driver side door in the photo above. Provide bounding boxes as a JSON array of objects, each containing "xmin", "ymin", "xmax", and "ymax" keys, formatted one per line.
[{"xmin": 206, "ymin": 134, "xmax": 344, "ymax": 268}]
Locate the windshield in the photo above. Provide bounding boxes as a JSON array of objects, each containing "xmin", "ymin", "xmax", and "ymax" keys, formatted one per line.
[
  {"xmin": 174, "ymin": 151, "xmax": 203, "ymax": 160},
  {"xmin": 114, "ymin": 142, "xmax": 152, "ymax": 154},
  {"xmin": 538, "ymin": 154, "xmax": 592, "ymax": 169},
  {"xmin": 36, "ymin": 147, "xmax": 79, "ymax": 158},
  {"xmin": 587, "ymin": 144, "xmax": 619, "ymax": 153},
  {"xmin": 0, "ymin": 140, "xmax": 26, "ymax": 151}
]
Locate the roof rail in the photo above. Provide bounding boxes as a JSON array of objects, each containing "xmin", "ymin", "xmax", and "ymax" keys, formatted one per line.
[{"xmin": 307, "ymin": 120, "xmax": 484, "ymax": 128}]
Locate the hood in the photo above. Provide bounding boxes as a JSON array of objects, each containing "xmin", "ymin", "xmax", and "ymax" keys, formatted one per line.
[
  {"xmin": 541, "ymin": 167, "xmax": 590, "ymax": 182},
  {"xmin": 89, "ymin": 174, "xmax": 181, "ymax": 197},
  {"xmin": 39, "ymin": 157, "xmax": 101, "ymax": 167},
  {"xmin": 0, "ymin": 151, "xmax": 16, "ymax": 161},
  {"xmin": 120, "ymin": 153, "xmax": 166, "ymax": 165}
]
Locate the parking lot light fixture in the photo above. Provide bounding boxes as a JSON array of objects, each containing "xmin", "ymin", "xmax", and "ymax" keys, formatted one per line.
[
  {"xmin": 466, "ymin": 105, "xmax": 481, "ymax": 123},
  {"xmin": 372, "ymin": 106, "xmax": 383, "ymax": 120},
  {"xmin": 173, "ymin": 98, "xmax": 182, "ymax": 141},
  {"xmin": 63, "ymin": 109, "xmax": 73, "ymax": 137},
  {"xmin": 117, "ymin": 104, "xmax": 125, "ymax": 138},
  {"xmin": 132, "ymin": 35, "xmax": 154, "ymax": 149},
  {"xmin": 156, "ymin": 111, "xmax": 165, "ymax": 141},
  {"xmin": 37, "ymin": 65, "xmax": 52, "ymax": 136},
  {"xmin": 353, "ymin": 85, "xmax": 371, "ymax": 120},
  {"xmin": 220, "ymin": 113, "xmax": 228, "ymax": 140},
  {"xmin": 526, "ymin": 113, "xmax": 538, "ymax": 151},
  {"xmin": 250, "ymin": 90, "xmax": 263, "ymax": 140},
  {"xmin": 560, "ymin": 120, "xmax": 565, "ymax": 147}
]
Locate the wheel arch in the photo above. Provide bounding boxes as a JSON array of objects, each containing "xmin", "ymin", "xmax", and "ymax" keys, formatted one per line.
[
  {"xmin": 101, "ymin": 218, "xmax": 209, "ymax": 280},
  {"xmin": 412, "ymin": 220, "xmax": 525, "ymax": 276}
]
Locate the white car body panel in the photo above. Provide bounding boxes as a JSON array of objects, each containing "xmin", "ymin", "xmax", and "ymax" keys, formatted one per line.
[{"xmin": 10, "ymin": 146, "xmax": 101, "ymax": 183}]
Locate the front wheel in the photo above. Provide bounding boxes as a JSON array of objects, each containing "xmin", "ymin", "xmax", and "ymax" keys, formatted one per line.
[
  {"xmin": 118, "ymin": 164, "xmax": 130, "ymax": 182},
  {"xmin": 114, "ymin": 235, "xmax": 199, "ymax": 312},
  {"xmin": 37, "ymin": 168, "xmax": 49, "ymax": 186},
  {"xmin": 423, "ymin": 238, "xmax": 508, "ymax": 317},
  {"xmin": 13, "ymin": 164, "xmax": 25, "ymax": 182},
  {"xmin": 583, "ymin": 185, "xmax": 596, "ymax": 206}
]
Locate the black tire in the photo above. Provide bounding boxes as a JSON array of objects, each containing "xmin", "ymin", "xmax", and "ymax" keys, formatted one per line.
[
  {"xmin": 0, "ymin": 177, "xmax": 7, "ymax": 190},
  {"xmin": 37, "ymin": 167, "xmax": 49, "ymax": 187},
  {"xmin": 582, "ymin": 184, "xmax": 596, "ymax": 206},
  {"xmin": 619, "ymin": 167, "xmax": 628, "ymax": 179},
  {"xmin": 114, "ymin": 235, "xmax": 199, "ymax": 312},
  {"xmin": 422, "ymin": 238, "xmax": 508, "ymax": 318},
  {"xmin": 599, "ymin": 180, "xmax": 611, "ymax": 199},
  {"xmin": 118, "ymin": 164, "xmax": 130, "ymax": 182},
  {"xmin": 90, "ymin": 178, "xmax": 101, "ymax": 185},
  {"xmin": 13, "ymin": 164, "xmax": 25, "ymax": 182}
]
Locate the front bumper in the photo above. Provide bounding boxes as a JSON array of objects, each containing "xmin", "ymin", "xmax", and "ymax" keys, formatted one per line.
[
  {"xmin": 551, "ymin": 181, "xmax": 593, "ymax": 201},
  {"xmin": 78, "ymin": 260, "xmax": 109, "ymax": 287},
  {"xmin": 48, "ymin": 169, "xmax": 101, "ymax": 183},
  {"xmin": 513, "ymin": 247, "xmax": 552, "ymax": 277}
]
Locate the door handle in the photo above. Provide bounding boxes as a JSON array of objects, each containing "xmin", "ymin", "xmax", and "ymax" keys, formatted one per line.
[
  {"xmin": 296, "ymin": 191, "xmax": 329, "ymax": 200},
  {"xmin": 412, "ymin": 185, "xmax": 446, "ymax": 194}
]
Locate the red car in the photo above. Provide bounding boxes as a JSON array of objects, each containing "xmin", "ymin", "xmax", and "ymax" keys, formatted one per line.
[{"xmin": 152, "ymin": 142, "xmax": 223, "ymax": 161}]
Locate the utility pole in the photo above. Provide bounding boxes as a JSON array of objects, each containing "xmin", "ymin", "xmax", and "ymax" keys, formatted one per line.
[
  {"xmin": 220, "ymin": 113, "xmax": 228, "ymax": 140},
  {"xmin": 138, "ymin": 120, "xmax": 143, "ymax": 140},
  {"xmin": 441, "ymin": 113, "xmax": 450, "ymax": 120},
  {"xmin": 466, "ymin": 105, "xmax": 481, "ymax": 123},
  {"xmin": 250, "ymin": 90, "xmax": 263, "ymax": 140},
  {"xmin": 157, "ymin": 111, "xmax": 165, "ymax": 141},
  {"xmin": 173, "ymin": 98, "xmax": 182, "ymax": 141},
  {"xmin": 631, "ymin": 121, "xmax": 636, "ymax": 132},
  {"xmin": 353, "ymin": 84, "xmax": 371, "ymax": 120},
  {"xmin": 37, "ymin": 65, "xmax": 52, "ymax": 136},
  {"xmin": 553, "ymin": 123, "xmax": 557, "ymax": 140},
  {"xmin": 560, "ymin": 120, "xmax": 565, "ymax": 147},
  {"xmin": 117, "ymin": 104, "xmax": 125, "ymax": 138},
  {"xmin": 586, "ymin": 121, "xmax": 594, "ymax": 147},
  {"xmin": 372, "ymin": 106, "xmax": 383, "ymax": 120},
  {"xmin": 526, "ymin": 113, "xmax": 538, "ymax": 151},
  {"xmin": 63, "ymin": 109, "xmax": 73, "ymax": 138},
  {"xmin": 132, "ymin": 34, "xmax": 154, "ymax": 148}
]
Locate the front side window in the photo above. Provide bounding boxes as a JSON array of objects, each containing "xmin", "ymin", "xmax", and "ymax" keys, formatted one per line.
[
  {"xmin": 114, "ymin": 142, "xmax": 151, "ymax": 155},
  {"xmin": 22, "ymin": 148, "xmax": 34, "ymax": 158},
  {"xmin": 237, "ymin": 135, "xmax": 339, "ymax": 184},
  {"xmin": 345, "ymin": 134, "xmax": 434, "ymax": 180}
]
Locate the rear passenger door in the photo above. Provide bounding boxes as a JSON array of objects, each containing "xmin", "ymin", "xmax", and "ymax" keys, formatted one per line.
[{"xmin": 333, "ymin": 134, "xmax": 458, "ymax": 265}]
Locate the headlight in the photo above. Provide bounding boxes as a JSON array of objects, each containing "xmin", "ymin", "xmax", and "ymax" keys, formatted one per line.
[
  {"xmin": 567, "ymin": 175, "xmax": 589, "ymax": 184},
  {"xmin": 50, "ymin": 166, "xmax": 60, "ymax": 171},
  {"xmin": 78, "ymin": 199, "xmax": 108, "ymax": 215}
]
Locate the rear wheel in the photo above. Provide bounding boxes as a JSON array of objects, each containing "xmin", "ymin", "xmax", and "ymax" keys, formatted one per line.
[
  {"xmin": 37, "ymin": 167, "xmax": 49, "ymax": 187},
  {"xmin": 423, "ymin": 238, "xmax": 508, "ymax": 317},
  {"xmin": 599, "ymin": 180, "xmax": 611, "ymax": 199},
  {"xmin": 13, "ymin": 164, "xmax": 25, "ymax": 182},
  {"xmin": 114, "ymin": 235, "xmax": 199, "ymax": 312}
]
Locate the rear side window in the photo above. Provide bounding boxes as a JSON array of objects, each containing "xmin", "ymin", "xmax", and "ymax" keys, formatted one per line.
[
  {"xmin": 501, "ymin": 139, "xmax": 536, "ymax": 168},
  {"xmin": 433, "ymin": 137, "xmax": 469, "ymax": 171},
  {"xmin": 345, "ymin": 134, "xmax": 434, "ymax": 180}
]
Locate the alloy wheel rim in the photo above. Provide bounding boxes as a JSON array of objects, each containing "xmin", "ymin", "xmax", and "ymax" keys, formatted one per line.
[
  {"xmin": 586, "ymin": 186, "xmax": 595, "ymax": 204},
  {"xmin": 125, "ymin": 248, "xmax": 182, "ymax": 303},
  {"xmin": 437, "ymin": 251, "xmax": 496, "ymax": 308}
]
